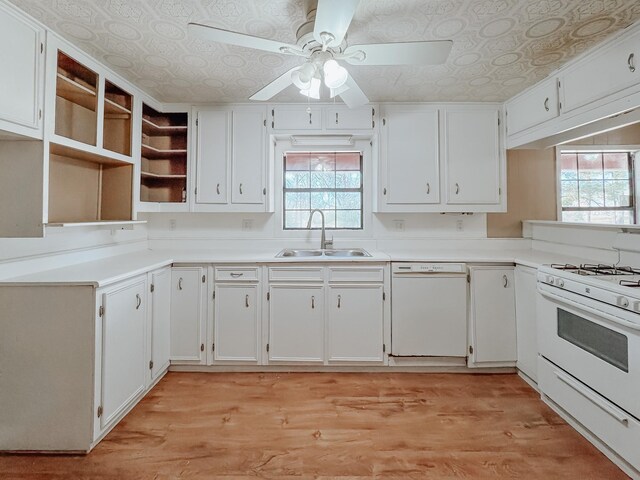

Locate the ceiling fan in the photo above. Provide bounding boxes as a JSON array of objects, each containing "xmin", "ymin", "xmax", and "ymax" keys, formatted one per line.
[{"xmin": 188, "ymin": 0, "xmax": 453, "ymax": 108}]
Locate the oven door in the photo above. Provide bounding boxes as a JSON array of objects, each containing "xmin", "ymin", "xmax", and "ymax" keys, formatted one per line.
[{"xmin": 537, "ymin": 283, "xmax": 640, "ymax": 419}]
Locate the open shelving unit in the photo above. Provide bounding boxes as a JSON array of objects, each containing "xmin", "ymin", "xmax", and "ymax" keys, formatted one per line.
[
  {"xmin": 140, "ymin": 104, "xmax": 188, "ymax": 204},
  {"xmin": 103, "ymin": 80, "xmax": 132, "ymax": 156}
]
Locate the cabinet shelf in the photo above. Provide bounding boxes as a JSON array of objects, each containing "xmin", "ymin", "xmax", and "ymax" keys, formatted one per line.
[
  {"xmin": 142, "ymin": 117, "xmax": 188, "ymax": 135},
  {"xmin": 141, "ymin": 171, "xmax": 187, "ymax": 179},
  {"xmin": 56, "ymin": 73, "xmax": 97, "ymax": 111},
  {"xmin": 141, "ymin": 143, "xmax": 187, "ymax": 157},
  {"xmin": 45, "ymin": 220, "xmax": 146, "ymax": 228},
  {"xmin": 104, "ymin": 98, "xmax": 131, "ymax": 115}
]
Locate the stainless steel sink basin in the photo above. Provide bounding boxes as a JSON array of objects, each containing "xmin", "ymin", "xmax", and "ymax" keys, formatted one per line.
[{"xmin": 276, "ymin": 248, "xmax": 371, "ymax": 258}]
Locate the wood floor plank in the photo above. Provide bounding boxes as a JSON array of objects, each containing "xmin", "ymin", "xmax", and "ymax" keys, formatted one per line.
[{"xmin": 0, "ymin": 372, "xmax": 628, "ymax": 479}]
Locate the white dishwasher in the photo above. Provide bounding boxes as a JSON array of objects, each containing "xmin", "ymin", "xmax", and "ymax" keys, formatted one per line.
[{"xmin": 391, "ymin": 263, "xmax": 468, "ymax": 357}]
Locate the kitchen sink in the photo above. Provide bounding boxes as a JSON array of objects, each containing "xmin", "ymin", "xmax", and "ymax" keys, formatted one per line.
[{"xmin": 276, "ymin": 248, "xmax": 371, "ymax": 258}]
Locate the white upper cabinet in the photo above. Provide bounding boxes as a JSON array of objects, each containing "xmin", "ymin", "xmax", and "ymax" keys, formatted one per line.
[
  {"xmin": 561, "ymin": 28, "xmax": 640, "ymax": 114},
  {"xmin": 444, "ymin": 107, "xmax": 501, "ymax": 205},
  {"xmin": 323, "ymin": 105, "xmax": 375, "ymax": 130},
  {"xmin": 195, "ymin": 108, "xmax": 230, "ymax": 204},
  {"xmin": 271, "ymin": 105, "xmax": 322, "ymax": 130},
  {"xmin": 506, "ymin": 77, "xmax": 559, "ymax": 135},
  {"xmin": 0, "ymin": 2, "xmax": 44, "ymax": 138},
  {"xmin": 379, "ymin": 105, "xmax": 440, "ymax": 208},
  {"xmin": 231, "ymin": 106, "xmax": 266, "ymax": 205}
]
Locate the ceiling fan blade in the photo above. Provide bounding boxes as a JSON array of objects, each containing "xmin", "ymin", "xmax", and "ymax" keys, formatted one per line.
[
  {"xmin": 249, "ymin": 67, "xmax": 299, "ymax": 101},
  {"xmin": 339, "ymin": 75, "xmax": 369, "ymax": 109},
  {"xmin": 313, "ymin": 0, "xmax": 360, "ymax": 48},
  {"xmin": 343, "ymin": 41, "xmax": 453, "ymax": 66},
  {"xmin": 188, "ymin": 22, "xmax": 305, "ymax": 56}
]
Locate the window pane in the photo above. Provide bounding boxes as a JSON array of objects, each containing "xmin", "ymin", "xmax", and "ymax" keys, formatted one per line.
[
  {"xmin": 604, "ymin": 180, "xmax": 632, "ymax": 207},
  {"xmin": 336, "ymin": 192, "xmax": 361, "ymax": 209},
  {"xmin": 564, "ymin": 209, "xmax": 633, "ymax": 225},
  {"xmin": 307, "ymin": 210, "xmax": 335, "ymax": 228},
  {"xmin": 578, "ymin": 180, "xmax": 604, "ymax": 207},
  {"xmin": 560, "ymin": 154, "xmax": 578, "ymax": 180},
  {"xmin": 603, "ymin": 153, "xmax": 630, "ymax": 180},
  {"xmin": 310, "ymin": 171, "xmax": 335, "ymax": 188},
  {"xmin": 336, "ymin": 171, "xmax": 362, "ymax": 188},
  {"xmin": 578, "ymin": 153, "xmax": 603, "ymax": 180},
  {"xmin": 285, "ymin": 192, "xmax": 310, "ymax": 210},
  {"xmin": 285, "ymin": 171, "xmax": 310, "ymax": 188},
  {"xmin": 335, "ymin": 153, "xmax": 361, "ymax": 170},
  {"xmin": 285, "ymin": 153, "xmax": 310, "ymax": 171},
  {"xmin": 310, "ymin": 154, "xmax": 335, "ymax": 171},
  {"xmin": 561, "ymin": 181, "xmax": 579, "ymax": 208},
  {"xmin": 336, "ymin": 210, "xmax": 361, "ymax": 228},
  {"xmin": 310, "ymin": 191, "xmax": 336, "ymax": 210},
  {"xmin": 285, "ymin": 210, "xmax": 310, "ymax": 229}
]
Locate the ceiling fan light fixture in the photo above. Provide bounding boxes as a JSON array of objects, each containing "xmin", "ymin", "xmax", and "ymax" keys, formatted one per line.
[
  {"xmin": 291, "ymin": 62, "xmax": 317, "ymax": 90},
  {"xmin": 323, "ymin": 59, "xmax": 348, "ymax": 89},
  {"xmin": 299, "ymin": 76, "xmax": 321, "ymax": 99}
]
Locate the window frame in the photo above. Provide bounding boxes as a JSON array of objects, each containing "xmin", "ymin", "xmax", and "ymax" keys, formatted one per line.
[
  {"xmin": 282, "ymin": 151, "xmax": 364, "ymax": 231},
  {"xmin": 556, "ymin": 145, "xmax": 640, "ymax": 225}
]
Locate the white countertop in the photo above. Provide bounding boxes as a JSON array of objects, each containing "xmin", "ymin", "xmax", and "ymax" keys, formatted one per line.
[{"xmin": 0, "ymin": 247, "xmax": 595, "ymax": 287}]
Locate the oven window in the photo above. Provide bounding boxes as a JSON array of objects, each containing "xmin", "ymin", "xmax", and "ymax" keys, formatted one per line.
[{"xmin": 558, "ymin": 309, "xmax": 628, "ymax": 372}]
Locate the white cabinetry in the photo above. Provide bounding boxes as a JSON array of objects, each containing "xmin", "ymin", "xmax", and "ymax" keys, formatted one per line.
[
  {"xmin": 170, "ymin": 266, "xmax": 207, "ymax": 364},
  {"xmin": 194, "ymin": 106, "xmax": 268, "ymax": 211},
  {"xmin": 213, "ymin": 266, "xmax": 260, "ymax": 364},
  {"xmin": 379, "ymin": 105, "xmax": 440, "ymax": 209},
  {"xmin": 323, "ymin": 105, "xmax": 375, "ymax": 130},
  {"xmin": 506, "ymin": 77, "xmax": 559, "ymax": 135},
  {"xmin": 514, "ymin": 265, "xmax": 538, "ymax": 382},
  {"xmin": 0, "ymin": 1, "xmax": 44, "ymax": 138},
  {"xmin": 444, "ymin": 107, "xmax": 501, "ymax": 205},
  {"xmin": 468, "ymin": 266, "xmax": 517, "ymax": 367},
  {"xmin": 271, "ymin": 105, "xmax": 322, "ymax": 130},
  {"xmin": 99, "ymin": 277, "xmax": 147, "ymax": 430},
  {"xmin": 148, "ymin": 267, "xmax": 171, "ymax": 383}
]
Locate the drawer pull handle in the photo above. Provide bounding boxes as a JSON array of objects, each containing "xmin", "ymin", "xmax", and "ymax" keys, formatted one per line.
[
  {"xmin": 178, "ymin": 277, "xmax": 183, "ymax": 290},
  {"xmin": 544, "ymin": 97, "xmax": 550, "ymax": 111},
  {"xmin": 136, "ymin": 294, "xmax": 141, "ymax": 310},
  {"xmin": 628, "ymin": 53, "xmax": 636, "ymax": 73},
  {"xmin": 311, "ymin": 296, "xmax": 315, "ymax": 309},
  {"xmin": 426, "ymin": 182, "xmax": 430, "ymax": 195},
  {"xmin": 230, "ymin": 272, "xmax": 244, "ymax": 278},
  {"xmin": 239, "ymin": 183, "xmax": 243, "ymax": 194},
  {"xmin": 383, "ymin": 187, "xmax": 387, "ymax": 195},
  {"xmin": 503, "ymin": 275, "xmax": 508, "ymax": 288},
  {"xmin": 337, "ymin": 295, "xmax": 341, "ymax": 308},
  {"xmin": 455, "ymin": 183, "xmax": 460, "ymax": 195},
  {"xmin": 555, "ymin": 370, "xmax": 629, "ymax": 424},
  {"xmin": 245, "ymin": 294, "xmax": 249, "ymax": 308},
  {"xmin": 216, "ymin": 183, "xmax": 220, "ymax": 195}
]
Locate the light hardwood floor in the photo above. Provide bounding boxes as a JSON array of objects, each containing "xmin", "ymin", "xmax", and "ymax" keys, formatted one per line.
[{"xmin": 0, "ymin": 372, "xmax": 628, "ymax": 479}]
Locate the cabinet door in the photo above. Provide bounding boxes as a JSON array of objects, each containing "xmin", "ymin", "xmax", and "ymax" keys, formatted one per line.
[
  {"xmin": 195, "ymin": 109, "xmax": 229, "ymax": 204},
  {"xmin": 100, "ymin": 278, "xmax": 146, "ymax": 429},
  {"xmin": 150, "ymin": 268, "xmax": 171, "ymax": 381},
  {"xmin": 271, "ymin": 105, "xmax": 322, "ymax": 130},
  {"xmin": 327, "ymin": 285, "xmax": 384, "ymax": 363},
  {"xmin": 231, "ymin": 106, "xmax": 265, "ymax": 205},
  {"xmin": 561, "ymin": 28, "xmax": 640, "ymax": 113},
  {"xmin": 469, "ymin": 267, "xmax": 517, "ymax": 365},
  {"xmin": 506, "ymin": 77, "xmax": 559, "ymax": 135},
  {"xmin": 170, "ymin": 267, "xmax": 206, "ymax": 363},
  {"xmin": 445, "ymin": 108, "xmax": 501, "ymax": 205},
  {"xmin": 214, "ymin": 283, "xmax": 259, "ymax": 363},
  {"xmin": 0, "ymin": 3, "xmax": 43, "ymax": 136},
  {"xmin": 515, "ymin": 265, "xmax": 538, "ymax": 382},
  {"xmin": 268, "ymin": 285, "xmax": 324, "ymax": 362},
  {"xmin": 324, "ymin": 105, "xmax": 374, "ymax": 130},
  {"xmin": 381, "ymin": 106, "xmax": 440, "ymax": 204}
]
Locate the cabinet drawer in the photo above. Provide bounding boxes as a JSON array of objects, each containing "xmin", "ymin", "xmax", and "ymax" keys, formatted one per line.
[
  {"xmin": 539, "ymin": 356, "xmax": 640, "ymax": 471},
  {"xmin": 215, "ymin": 266, "xmax": 259, "ymax": 282},
  {"xmin": 269, "ymin": 267, "xmax": 323, "ymax": 282},
  {"xmin": 328, "ymin": 267, "xmax": 384, "ymax": 283}
]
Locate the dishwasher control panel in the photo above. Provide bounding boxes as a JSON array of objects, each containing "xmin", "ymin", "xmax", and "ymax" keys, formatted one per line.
[{"xmin": 392, "ymin": 263, "xmax": 467, "ymax": 274}]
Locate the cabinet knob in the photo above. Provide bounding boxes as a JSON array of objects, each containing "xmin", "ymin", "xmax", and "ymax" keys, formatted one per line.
[
  {"xmin": 216, "ymin": 183, "xmax": 220, "ymax": 195},
  {"xmin": 455, "ymin": 183, "xmax": 460, "ymax": 195},
  {"xmin": 502, "ymin": 275, "xmax": 508, "ymax": 288},
  {"xmin": 426, "ymin": 182, "xmax": 430, "ymax": 195},
  {"xmin": 136, "ymin": 294, "xmax": 142, "ymax": 310},
  {"xmin": 629, "ymin": 53, "xmax": 636, "ymax": 73},
  {"xmin": 239, "ymin": 183, "xmax": 243, "ymax": 194},
  {"xmin": 383, "ymin": 188, "xmax": 387, "ymax": 195},
  {"xmin": 544, "ymin": 97, "xmax": 550, "ymax": 112},
  {"xmin": 178, "ymin": 277, "xmax": 183, "ymax": 290}
]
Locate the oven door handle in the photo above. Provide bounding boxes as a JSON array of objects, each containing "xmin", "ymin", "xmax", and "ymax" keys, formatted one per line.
[
  {"xmin": 538, "ymin": 287, "xmax": 640, "ymax": 332},
  {"xmin": 554, "ymin": 369, "xmax": 629, "ymax": 425}
]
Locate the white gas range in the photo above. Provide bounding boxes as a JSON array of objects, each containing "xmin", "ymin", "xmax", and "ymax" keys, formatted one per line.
[{"xmin": 536, "ymin": 263, "xmax": 640, "ymax": 475}]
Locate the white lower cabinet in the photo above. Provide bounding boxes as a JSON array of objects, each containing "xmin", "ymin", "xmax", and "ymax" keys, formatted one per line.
[
  {"xmin": 148, "ymin": 267, "xmax": 171, "ymax": 384},
  {"xmin": 170, "ymin": 266, "xmax": 207, "ymax": 364},
  {"xmin": 514, "ymin": 265, "xmax": 538, "ymax": 382},
  {"xmin": 268, "ymin": 284, "xmax": 325, "ymax": 362},
  {"xmin": 468, "ymin": 266, "xmax": 517, "ymax": 367},
  {"xmin": 327, "ymin": 285, "xmax": 384, "ymax": 363},
  {"xmin": 99, "ymin": 277, "xmax": 147, "ymax": 430},
  {"xmin": 213, "ymin": 266, "xmax": 260, "ymax": 363}
]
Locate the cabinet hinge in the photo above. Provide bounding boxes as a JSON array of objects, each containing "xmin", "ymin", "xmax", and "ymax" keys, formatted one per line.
[
  {"xmin": 559, "ymin": 102, "xmax": 562, "ymax": 111},
  {"xmin": 212, "ymin": 290, "xmax": 216, "ymax": 300},
  {"xmin": 150, "ymin": 284, "xmax": 155, "ymax": 293},
  {"xmin": 499, "ymin": 187, "xmax": 502, "ymax": 196},
  {"xmin": 557, "ymin": 80, "xmax": 561, "ymax": 89},
  {"xmin": 202, "ymin": 275, "xmax": 206, "ymax": 283},
  {"xmin": 40, "ymin": 43, "xmax": 43, "ymax": 54},
  {"xmin": 99, "ymin": 305, "xmax": 104, "ymax": 317},
  {"xmin": 97, "ymin": 405, "xmax": 103, "ymax": 418},
  {"xmin": 200, "ymin": 343, "xmax": 205, "ymax": 352},
  {"xmin": 196, "ymin": 118, "xmax": 198, "ymax": 127},
  {"xmin": 382, "ymin": 118, "xmax": 386, "ymax": 126},
  {"xmin": 263, "ymin": 119, "xmax": 266, "ymax": 127},
  {"xmin": 497, "ymin": 117, "xmax": 500, "ymax": 126},
  {"xmin": 38, "ymin": 109, "xmax": 42, "ymax": 120},
  {"xmin": 266, "ymin": 343, "xmax": 270, "ymax": 352},
  {"xmin": 383, "ymin": 344, "xmax": 386, "ymax": 353},
  {"xmin": 149, "ymin": 360, "xmax": 153, "ymax": 370},
  {"xmin": 469, "ymin": 345, "xmax": 474, "ymax": 355},
  {"xmin": 267, "ymin": 292, "xmax": 270, "ymax": 301},
  {"xmin": 467, "ymin": 274, "xmax": 471, "ymax": 283},
  {"xmin": 383, "ymin": 292, "xmax": 386, "ymax": 301},
  {"xmin": 212, "ymin": 343, "xmax": 215, "ymax": 352},
  {"xmin": 195, "ymin": 187, "xmax": 198, "ymax": 195},
  {"xmin": 263, "ymin": 187, "xmax": 266, "ymax": 195}
]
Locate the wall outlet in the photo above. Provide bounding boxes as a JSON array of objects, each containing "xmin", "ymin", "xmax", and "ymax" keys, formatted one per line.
[
  {"xmin": 393, "ymin": 219, "xmax": 405, "ymax": 231},
  {"xmin": 169, "ymin": 219, "xmax": 176, "ymax": 231},
  {"xmin": 242, "ymin": 219, "xmax": 253, "ymax": 231},
  {"xmin": 456, "ymin": 219, "xmax": 464, "ymax": 231}
]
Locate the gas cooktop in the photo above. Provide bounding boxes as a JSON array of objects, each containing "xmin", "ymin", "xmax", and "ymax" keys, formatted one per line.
[{"xmin": 550, "ymin": 264, "xmax": 640, "ymax": 287}]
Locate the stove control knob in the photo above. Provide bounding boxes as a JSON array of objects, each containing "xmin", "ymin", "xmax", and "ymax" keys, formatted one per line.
[
  {"xmin": 617, "ymin": 296, "xmax": 630, "ymax": 308},
  {"xmin": 633, "ymin": 301, "xmax": 640, "ymax": 313},
  {"xmin": 546, "ymin": 275, "xmax": 554, "ymax": 285},
  {"xmin": 557, "ymin": 279, "xmax": 565, "ymax": 288}
]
